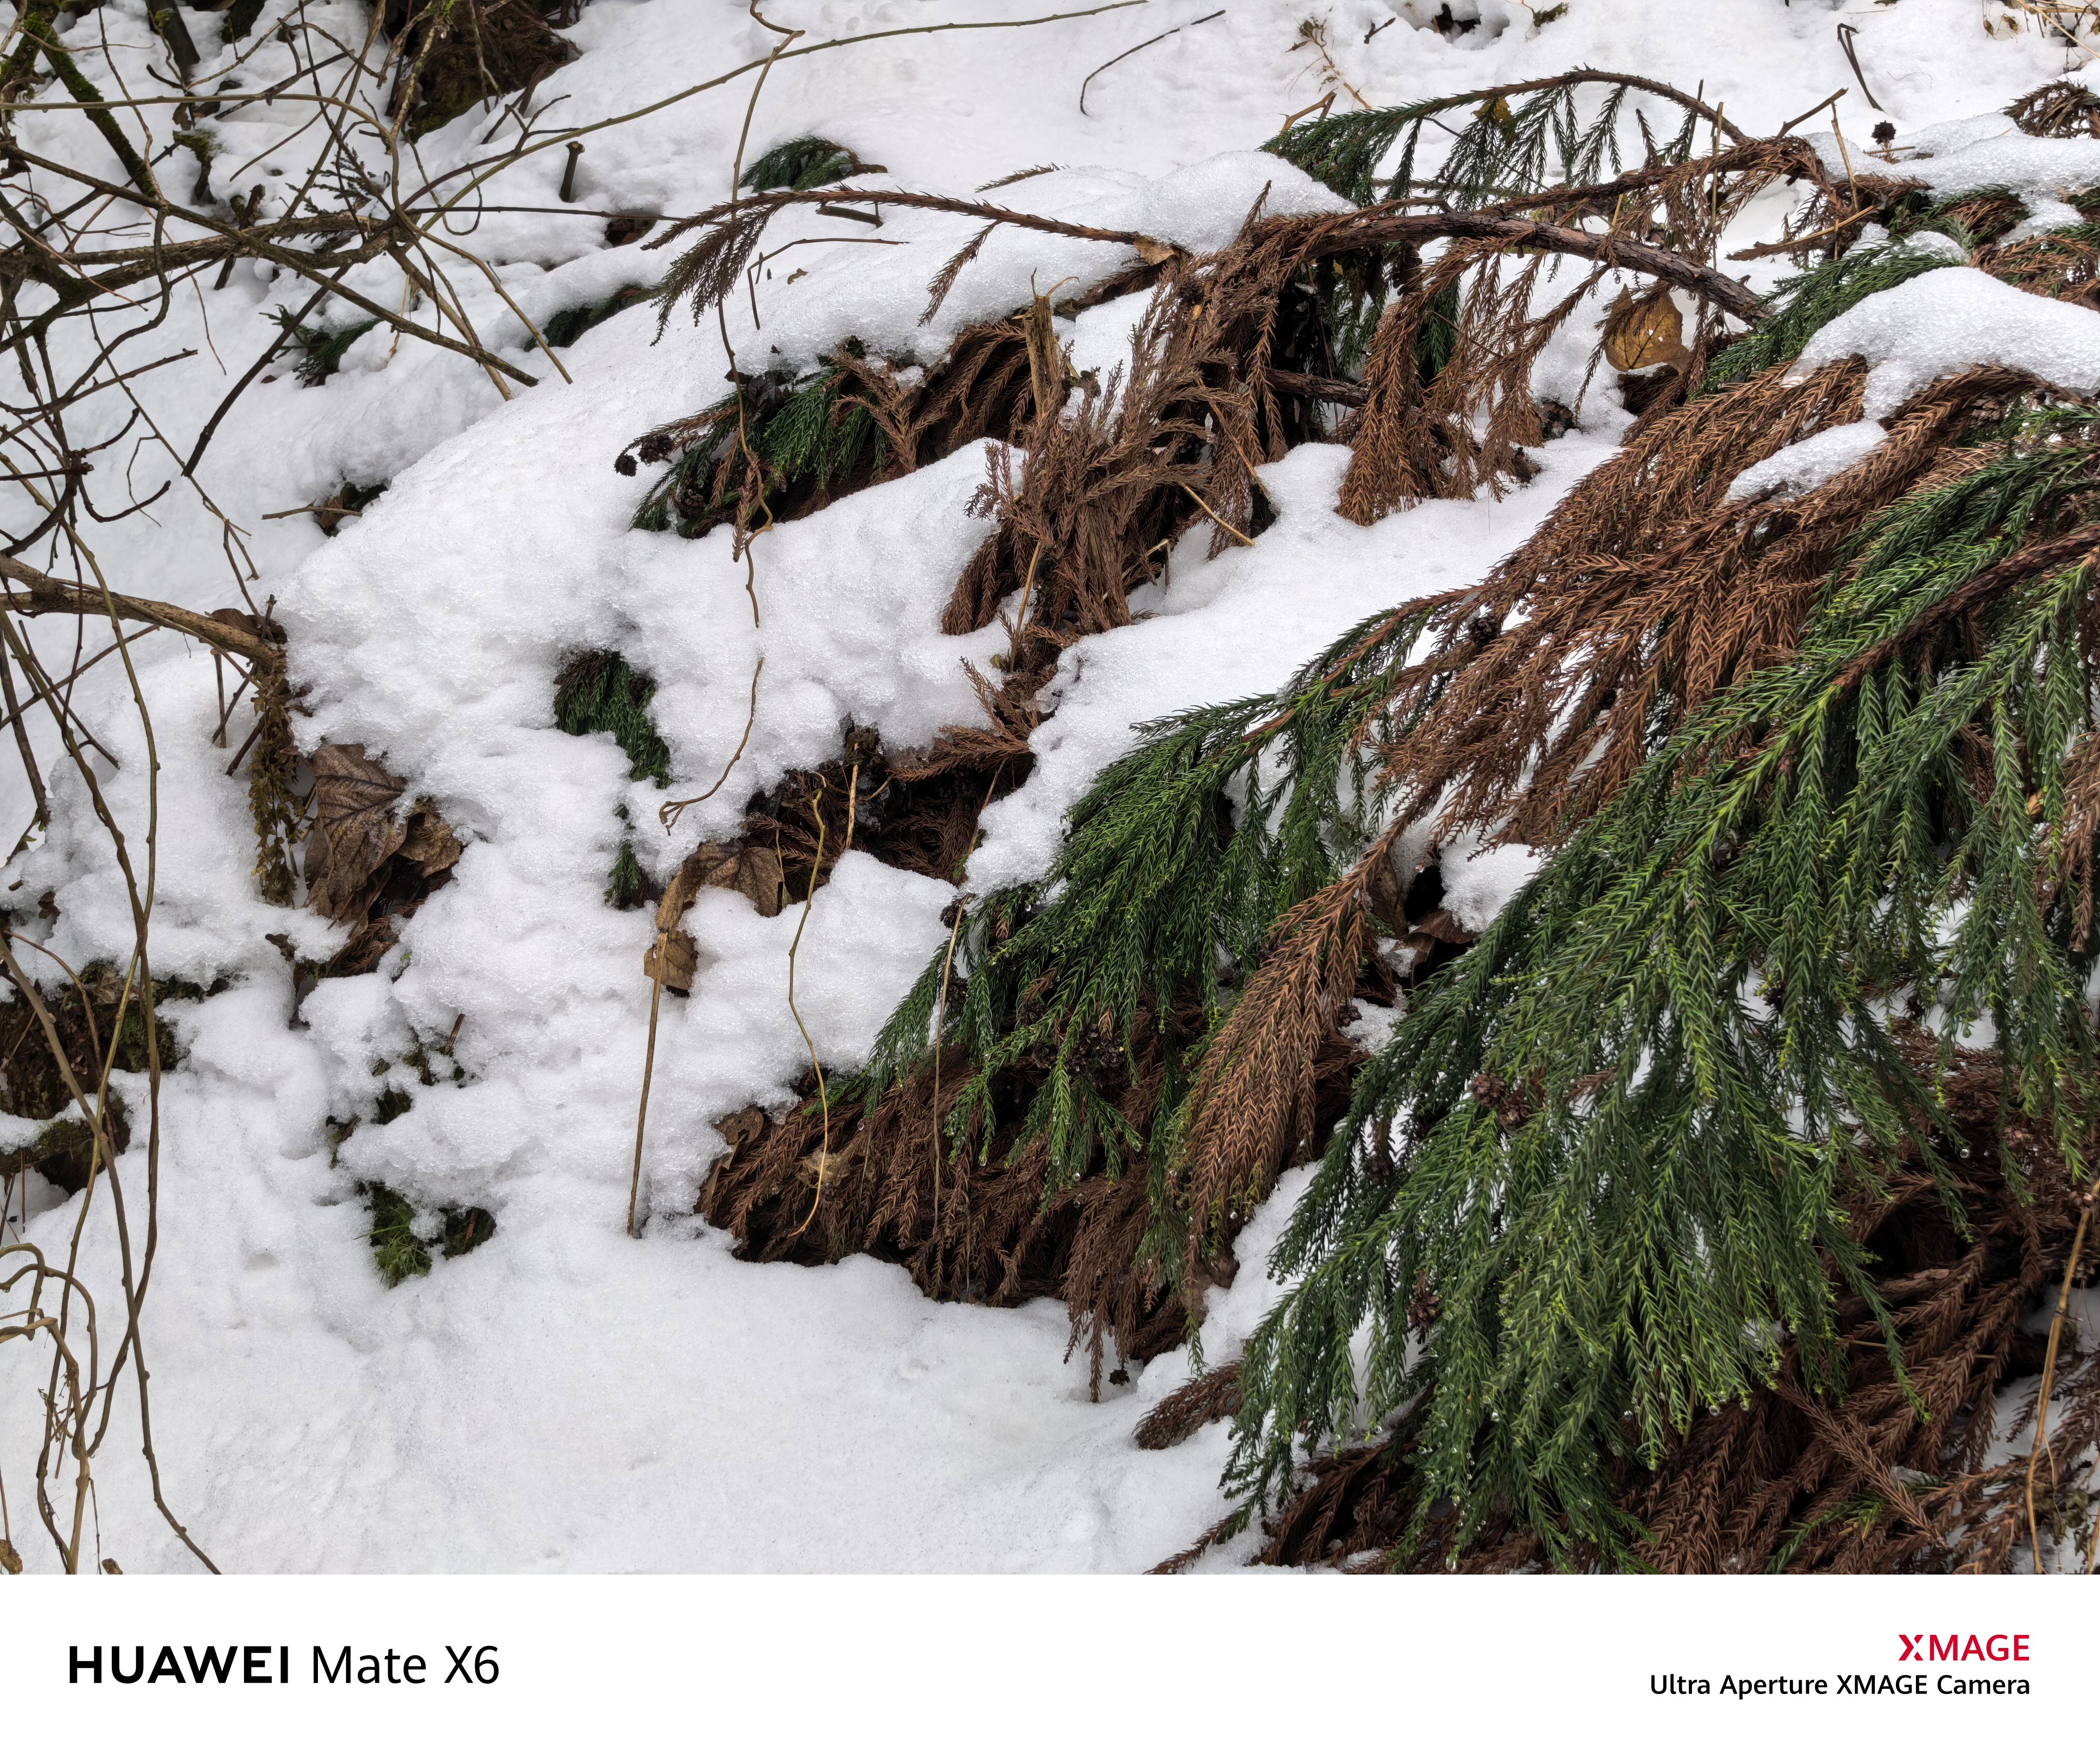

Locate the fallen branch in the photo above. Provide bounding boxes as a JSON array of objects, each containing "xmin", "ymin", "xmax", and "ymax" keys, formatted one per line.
[
  {"xmin": 0, "ymin": 556, "xmax": 282, "ymax": 668},
  {"xmin": 1290, "ymin": 208, "xmax": 1766, "ymax": 323}
]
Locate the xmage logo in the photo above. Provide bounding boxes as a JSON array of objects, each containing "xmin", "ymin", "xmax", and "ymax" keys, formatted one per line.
[{"xmin": 1897, "ymin": 1634, "xmax": 2030, "ymax": 1663}]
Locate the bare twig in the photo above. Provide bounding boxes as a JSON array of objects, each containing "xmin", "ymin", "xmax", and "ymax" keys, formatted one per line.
[{"xmin": 1079, "ymin": 10, "xmax": 1224, "ymax": 116}]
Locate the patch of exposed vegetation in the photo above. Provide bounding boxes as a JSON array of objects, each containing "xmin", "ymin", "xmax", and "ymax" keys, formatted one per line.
[
  {"xmin": 360, "ymin": 1180, "xmax": 496, "ymax": 1288},
  {"xmin": 542, "ymin": 283, "xmax": 653, "ymax": 349}
]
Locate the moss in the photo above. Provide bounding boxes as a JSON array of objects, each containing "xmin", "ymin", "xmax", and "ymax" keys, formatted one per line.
[
  {"xmin": 364, "ymin": 1029, "xmax": 466, "ymax": 1129},
  {"xmin": 0, "ymin": 965, "xmax": 206, "ymax": 1192},
  {"xmin": 553, "ymin": 657, "xmax": 674, "ymax": 906},
  {"xmin": 359, "ymin": 1180, "xmax": 496, "ymax": 1286},
  {"xmin": 398, "ymin": 1036, "xmax": 465, "ymax": 1087},
  {"xmin": 438, "ymin": 1203, "xmax": 496, "ymax": 1259},
  {"xmin": 10, "ymin": 1109, "xmax": 118, "ymax": 1197},
  {"xmin": 362, "ymin": 1181, "xmax": 431, "ymax": 1286}
]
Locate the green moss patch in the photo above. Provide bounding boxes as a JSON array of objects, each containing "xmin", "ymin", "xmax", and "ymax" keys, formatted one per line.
[{"xmin": 359, "ymin": 1181, "xmax": 497, "ymax": 1288}]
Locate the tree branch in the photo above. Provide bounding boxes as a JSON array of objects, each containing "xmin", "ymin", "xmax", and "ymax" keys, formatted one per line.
[{"xmin": 0, "ymin": 554, "xmax": 281, "ymax": 667}]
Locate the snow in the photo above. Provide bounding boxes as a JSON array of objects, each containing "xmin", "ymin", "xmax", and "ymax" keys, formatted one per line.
[
  {"xmin": 0, "ymin": 1113, "xmax": 47, "ymax": 1152},
  {"xmin": 751, "ymin": 155, "xmax": 1351, "ymax": 372},
  {"xmin": 1437, "ymin": 833, "xmax": 1542, "ymax": 935},
  {"xmin": 1726, "ymin": 418, "xmax": 1888, "ymax": 503},
  {"xmin": 1790, "ymin": 264, "xmax": 2100, "ymax": 418},
  {"xmin": 1806, "ymin": 117, "xmax": 2100, "ymax": 235},
  {"xmin": 4, "ymin": 0, "xmax": 2096, "ymax": 1575}
]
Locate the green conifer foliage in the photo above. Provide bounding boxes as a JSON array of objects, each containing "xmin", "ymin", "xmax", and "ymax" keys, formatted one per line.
[
  {"xmin": 552, "ymin": 651, "xmax": 671, "ymax": 786},
  {"xmin": 739, "ymin": 137, "xmax": 872, "ymax": 193},
  {"xmin": 541, "ymin": 283, "xmax": 652, "ymax": 349},
  {"xmin": 360, "ymin": 1180, "xmax": 496, "ymax": 1287},
  {"xmin": 1265, "ymin": 75, "xmax": 1694, "ymax": 210},
  {"xmin": 1226, "ymin": 407, "xmax": 2100, "ymax": 1561},
  {"xmin": 553, "ymin": 652, "xmax": 672, "ymax": 906},
  {"xmin": 362, "ymin": 1181, "xmax": 431, "ymax": 1287},
  {"xmin": 272, "ymin": 308, "xmax": 382, "ymax": 385},
  {"xmin": 1263, "ymin": 72, "xmax": 1714, "ymax": 399},
  {"xmin": 630, "ymin": 360, "xmax": 884, "ymax": 539},
  {"xmin": 604, "ymin": 833, "xmax": 647, "ymax": 911}
]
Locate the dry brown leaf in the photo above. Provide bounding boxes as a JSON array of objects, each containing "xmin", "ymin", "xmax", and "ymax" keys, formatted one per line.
[
  {"xmin": 1410, "ymin": 907, "xmax": 1473, "ymax": 945},
  {"xmin": 1603, "ymin": 288, "xmax": 1688, "ymax": 373},
  {"xmin": 207, "ymin": 605, "xmax": 268, "ymax": 640},
  {"xmin": 1366, "ymin": 846, "xmax": 1411, "ymax": 934},
  {"xmin": 642, "ymin": 841, "xmax": 786, "ymax": 984},
  {"xmin": 644, "ymin": 928, "xmax": 699, "ymax": 994},
  {"xmin": 302, "ymin": 749, "xmax": 463, "ymax": 963},
  {"xmin": 662, "ymin": 840, "xmax": 785, "ymax": 925},
  {"xmin": 303, "ymin": 743, "xmax": 409, "ymax": 924},
  {"xmin": 716, "ymin": 1105, "xmax": 766, "ymax": 1151},
  {"xmin": 398, "ymin": 800, "xmax": 462, "ymax": 877}
]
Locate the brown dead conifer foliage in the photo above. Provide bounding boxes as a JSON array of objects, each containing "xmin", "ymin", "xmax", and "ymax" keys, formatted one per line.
[
  {"xmin": 686, "ymin": 119, "xmax": 2100, "ymax": 1480},
  {"xmin": 247, "ymin": 660, "xmax": 301, "ymax": 907},
  {"xmin": 709, "ymin": 725, "xmax": 1033, "ymax": 909},
  {"xmin": 634, "ymin": 162, "xmax": 1792, "ymax": 591},
  {"xmin": 1339, "ymin": 241, "xmax": 1593, "ymax": 522},
  {"xmin": 698, "ymin": 990, "xmax": 1366, "ymax": 1387},
  {"xmin": 1141, "ymin": 361, "xmax": 2100, "ymax": 1315},
  {"xmin": 2048, "ymin": 730, "xmax": 2100, "ymax": 949},
  {"xmin": 2008, "ymin": 78, "xmax": 2100, "ymax": 139},
  {"xmin": 1134, "ymin": 1360, "xmax": 1243, "ymax": 1451},
  {"xmin": 1176, "ymin": 871, "xmax": 1371, "ymax": 1273},
  {"xmin": 1331, "ymin": 134, "xmax": 1817, "ymax": 517},
  {"xmin": 1977, "ymin": 227, "xmax": 2100, "ymax": 308},
  {"xmin": 1275, "ymin": 360, "xmax": 2086, "ymax": 867},
  {"xmin": 1933, "ymin": 190, "xmax": 2031, "ymax": 246},
  {"xmin": 620, "ymin": 313, "xmax": 1035, "ymax": 544},
  {"xmin": 678, "ymin": 134, "xmax": 1895, "ymax": 1400}
]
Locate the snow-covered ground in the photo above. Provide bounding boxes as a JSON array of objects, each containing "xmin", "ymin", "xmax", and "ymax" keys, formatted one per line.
[{"xmin": 3, "ymin": 0, "xmax": 2095, "ymax": 1572}]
